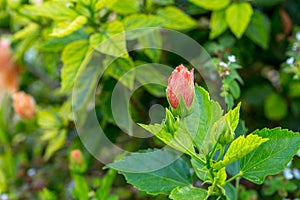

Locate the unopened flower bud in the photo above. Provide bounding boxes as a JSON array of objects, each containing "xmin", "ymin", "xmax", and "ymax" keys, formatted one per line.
[
  {"xmin": 12, "ymin": 92, "xmax": 36, "ymax": 119},
  {"xmin": 69, "ymin": 149, "xmax": 87, "ymax": 173},
  {"xmin": 166, "ymin": 64, "xmax": 194, "ymax": 117},
  {"xmin": 164, "ymin": 108, "xmax": 179, "ymax": 134},
  {"xmin": 218, "ymin": 129, "xmax": 235, "ymax": 146}
]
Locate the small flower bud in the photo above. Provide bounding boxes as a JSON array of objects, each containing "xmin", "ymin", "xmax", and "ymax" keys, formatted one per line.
[
  {"xmin": 69, "ymin": 149, "xmax": 87, "ymax": 173},
  {"xmin": 164, "ymin": 108, "xmax": 179, "ymax": 134},
  {"xmin": 218, "ymin": 129, "xmax": 235, "ymax": 146},
  {"xmin": 166, "ymin": 64, "xmax": 195, "ymax": 117},
  {"xmin": 12, "ymin": 92, "xmax": 36, "ymax": 119},
  {"xmin": 216, "ymin": 120, "xmax": 235, "ymax": 146}
]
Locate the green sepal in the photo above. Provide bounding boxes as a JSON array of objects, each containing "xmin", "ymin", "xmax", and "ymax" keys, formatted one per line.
[{"xmin": 169, "ymin": 95, "xmax": 194, "ymax": 118}]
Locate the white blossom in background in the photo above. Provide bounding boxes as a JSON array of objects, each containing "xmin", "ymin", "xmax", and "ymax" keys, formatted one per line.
[
  {"xmin": 219, "ymin": 61, "xmax": 228, "ymax": 68},
  {"xmin": 292, "ymin": 43, "xmax": 297, "ymax": 51},
  {"xmin": 283, "ymin": 168, "xmax": 294, "ymax": 179},
  {"xmin": 0, "ymin": 194, "xmax": 8, "ymax": 200},
  {"xmin": 27, "ymin": 168, "xmax": 36, "ymax": 177},
  {"xmin": 228, "ymin": 55, "xmax": 236, "ymax": 63},
  {"xmin": 286, "ymin": 57, "xmax": 295, "ymax": 65},
  {"xmin": 293, "ymin": 168, "xmax": 300, "ymax": 179},
  {"xmin": 296, "ymin": 32, "xmax": 300, "ymax": 42}
]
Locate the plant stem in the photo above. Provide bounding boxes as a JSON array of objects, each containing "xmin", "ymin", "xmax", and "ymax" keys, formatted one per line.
[
  {"xmin": 235, "ymin": 177, "xmax": 240, "ymax": 200},
  {"xmin": 216, "ymin": 146, "xmax": 225, "ymax": 161},
  {"xmin": 224, "ymin": 171, "xmax": 243, "ymax": 185}
]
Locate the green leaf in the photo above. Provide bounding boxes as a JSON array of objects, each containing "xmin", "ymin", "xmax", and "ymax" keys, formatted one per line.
[
  {"xmin": 0, "ymin": 170, "xmax": 7, "ymax": 192},
  {"xmin": 264, "ymin": 93, "xmax": 287, "ymax": 121},
  {"xmin": 37, "ymin": 111, "xmax": 61, "ymax": 130},
  {"xmin": 196, "ymin": 86, "xmax": 223, "ymax": 153},
  {"xmin": 123, "ymin": 14, "xmax": 165, "ymax": 40},
  {"xmin": 157, "ymin": 6, "xmax": 197, "ymax": 30},
  {"xmin": 139, "ymin": 123, "xmax": 195, "ymax": 156},
  {"xmin": 208, "ymin": 103, "xmax": 241, "ymax": 147},
  {"xmin": 123, "ymin": 14, "xmax": 165, "ymax": 30},
  {"xmin": 241, "ymin": 128, "xmax": 300, "ymax": 184},
  {"xmin": 95, "ymin": 0, "xmax": 117, "ymax": 10},
  {"xmin": 61, "ymin": 39, "xmax": 89, "ymax": 92},
  {"xmin": 210, "ymin": 10, "xmax": 228, "ymax": 39},
  {"xmin": 225, "ymin": 2, "xmax": 253, "ymax": 38},
  {"xmin": 44, "ymin": 129, "xmax": 67, "ymax": 160},
  {"xmin": 135, "ymin": 63, "xmax": 166, "ymax": 97},
  {"xmin": 213, "ymin": 134, "xmax": 269, "ymax": 169},
  {"xmin": 13, "ymin": 23, "xmax": 39, "ymax": 41},
  {"xmin": 225, "ymin": 102, "xmax": 241, "ymax": 132},
  {"xmin": 153, "ymin": 0, "xmax": 174, "ymax": 5},
  {"xmin": 188, "ymin": 0, "xmax": 230, "ymax": 10},
  {"xmin": 51, "ymin": 16, "xmax": 87, "ymax": 38},
  {"xmin": 228, "ymin": 80, "xmax": 241, "ymax": 99},
  {"xmin": 245, "ymin": 10, "xmax": 270, "ymax": 49},
  {"xmin": 138, "ymin": 29, "xmax": 162, "ymax": 62},
  {"xmin": 110, "ymin": 0, "xmax": 139, "ymax": 15},
  {"xmin": 108, "ymin": 149, "xmax": 192, "ymax": 195},
  {"xmin": 22, "ymin": 1, "xmax": 78, "ymax": 21},
  {"xmin": 91, "ymin": 21, "xmax": 127, "ymax": 57},
  {"xmin": 191, "ymin": 158, "xmax": 210, "ymax": 182},
  {"xmin": 169, "ymin": 186, "xmax": 207, "ymax": 200},
  {"xmin": 39, "ymin": 30, "xmax": 88, "ymax": 52},
  {"xmin": 73, "ymin": 55, "xmax": 104, "ymax": 112},
  {"xmin": 105, "ymin": 57, "xmax": 135, "ymax": 89}
]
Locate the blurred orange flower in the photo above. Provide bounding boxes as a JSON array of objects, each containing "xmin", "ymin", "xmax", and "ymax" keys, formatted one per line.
[
  {"xmin": 0, "ymin": 39, "xmax": 20, "ymax": 94},
  {"xmin": 12, "ymin": 92, "xmax": 36, "ymax": 119}
]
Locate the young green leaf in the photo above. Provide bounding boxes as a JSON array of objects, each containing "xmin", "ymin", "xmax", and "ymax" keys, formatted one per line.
[
  {"xmin": 51, "ymin": 16, "xmax": 87, "ymax": 38},
  {"xmin": 195, "ymin": 86, "xmax": 223, "ymax": 153},
  {"xmin": 104, "ymin": 57, "xmax": 135, "ymax": 89},
  {"xmin": 123, "ymin": 14, "xmax": 165, "ymax": 40},
  {"xmin": 108, "ymin": 149, "xmax": 192, "ymax": 195},
  {"xmin": 44, "ymin": 129, "xmax": 67, "ymax": 160},
  {"xmin": 170, "ymin": 186, "xmax": 208, "ymax": 200},
  {"xmin": 210, "ymin": 10, "xmax": 228, "ymax": 39},
  {"xmin": 191, "ymin": 158, "xmax": 210, "ymax": 182},
  {"xmin": 245, "ymin": 10, "xmax": 271, "ymax": 49},
  {"xmin": 91, "ymin": 21, "xmax": 127, "ymax": 57},
  {"xmin": 138, "ymin": 29, "xmax": 162, "ymax": 62},
  {"xmin": 241, "ymin": 128, "xmax": 300, "ymax": 184},
  {"xmin": 213, "ymin": 134, "xmax": 269, "ymax": 169},
  {"xmin": 188, "ymin": 0, "xmax": 230, "ymax": 11},
  {"xmin": 123, "ymin": 14, "xmax": 165, "ymax": 30},
  {"xmin": 226, "ymin": 2, "xmax": 253, "ymax": 38},
  {"xmin": 110, "ymin": 0, "xmax": 139, "ymax": 15},
  {"xmin": 157, "ymin": 6, "xmax": 197, "ymax": 30},
  {"xmin": 21, "ymin": 2, "xmax": 78, "ymax": 21},
  {"xmin": 139, "ymin": 123, "xmax": 196, "ymax": 156},
  {"xmin": 61, "ymin": 40, "xmax": 89, "ymax": 92}
]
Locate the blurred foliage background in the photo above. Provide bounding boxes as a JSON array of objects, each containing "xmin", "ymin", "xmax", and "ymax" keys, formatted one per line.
[{"xmin": 0, "ymin": 0, "xmax": 300, "ymax": 199}]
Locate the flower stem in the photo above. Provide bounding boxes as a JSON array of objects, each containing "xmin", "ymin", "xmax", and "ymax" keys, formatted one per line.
[{"xmin": 224, "ymin": 171, "xmax": 243, "ymax": 185}]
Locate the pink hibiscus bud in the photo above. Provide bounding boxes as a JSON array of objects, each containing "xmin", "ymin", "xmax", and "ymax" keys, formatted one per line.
[
  {"xmin": 166, "ymin": 64, "xmax": 195, "ymax": 117},
  {"xmin": 12, "ymin": 91, "xmax": 36, "ymax": 119},
  {"xmin": 70, "ymin": 149, "xmax": 82, "ymax": 165},
  {"xmin": 69, "ymin": 149, "xmax": 87, "ymax": 173}
]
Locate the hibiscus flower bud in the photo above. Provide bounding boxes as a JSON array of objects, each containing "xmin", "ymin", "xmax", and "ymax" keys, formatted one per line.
[
  {"xmin": 69, "ymin": 149, "xmax": 87, "ymax": 173},
  {"xmin": 166, "ymin": 64, "xmax": 194, "ymax": 117},
  {"xmin": 12, "ymin": 91, "xmax": 36, "ymax": 119},
  {"xmin": 164, "ymin": 108, "xmax": 179, "ymax": 134},
  {"xmin": 0, "ymin": 39, "xmax": 20, "ymax": 93}
]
